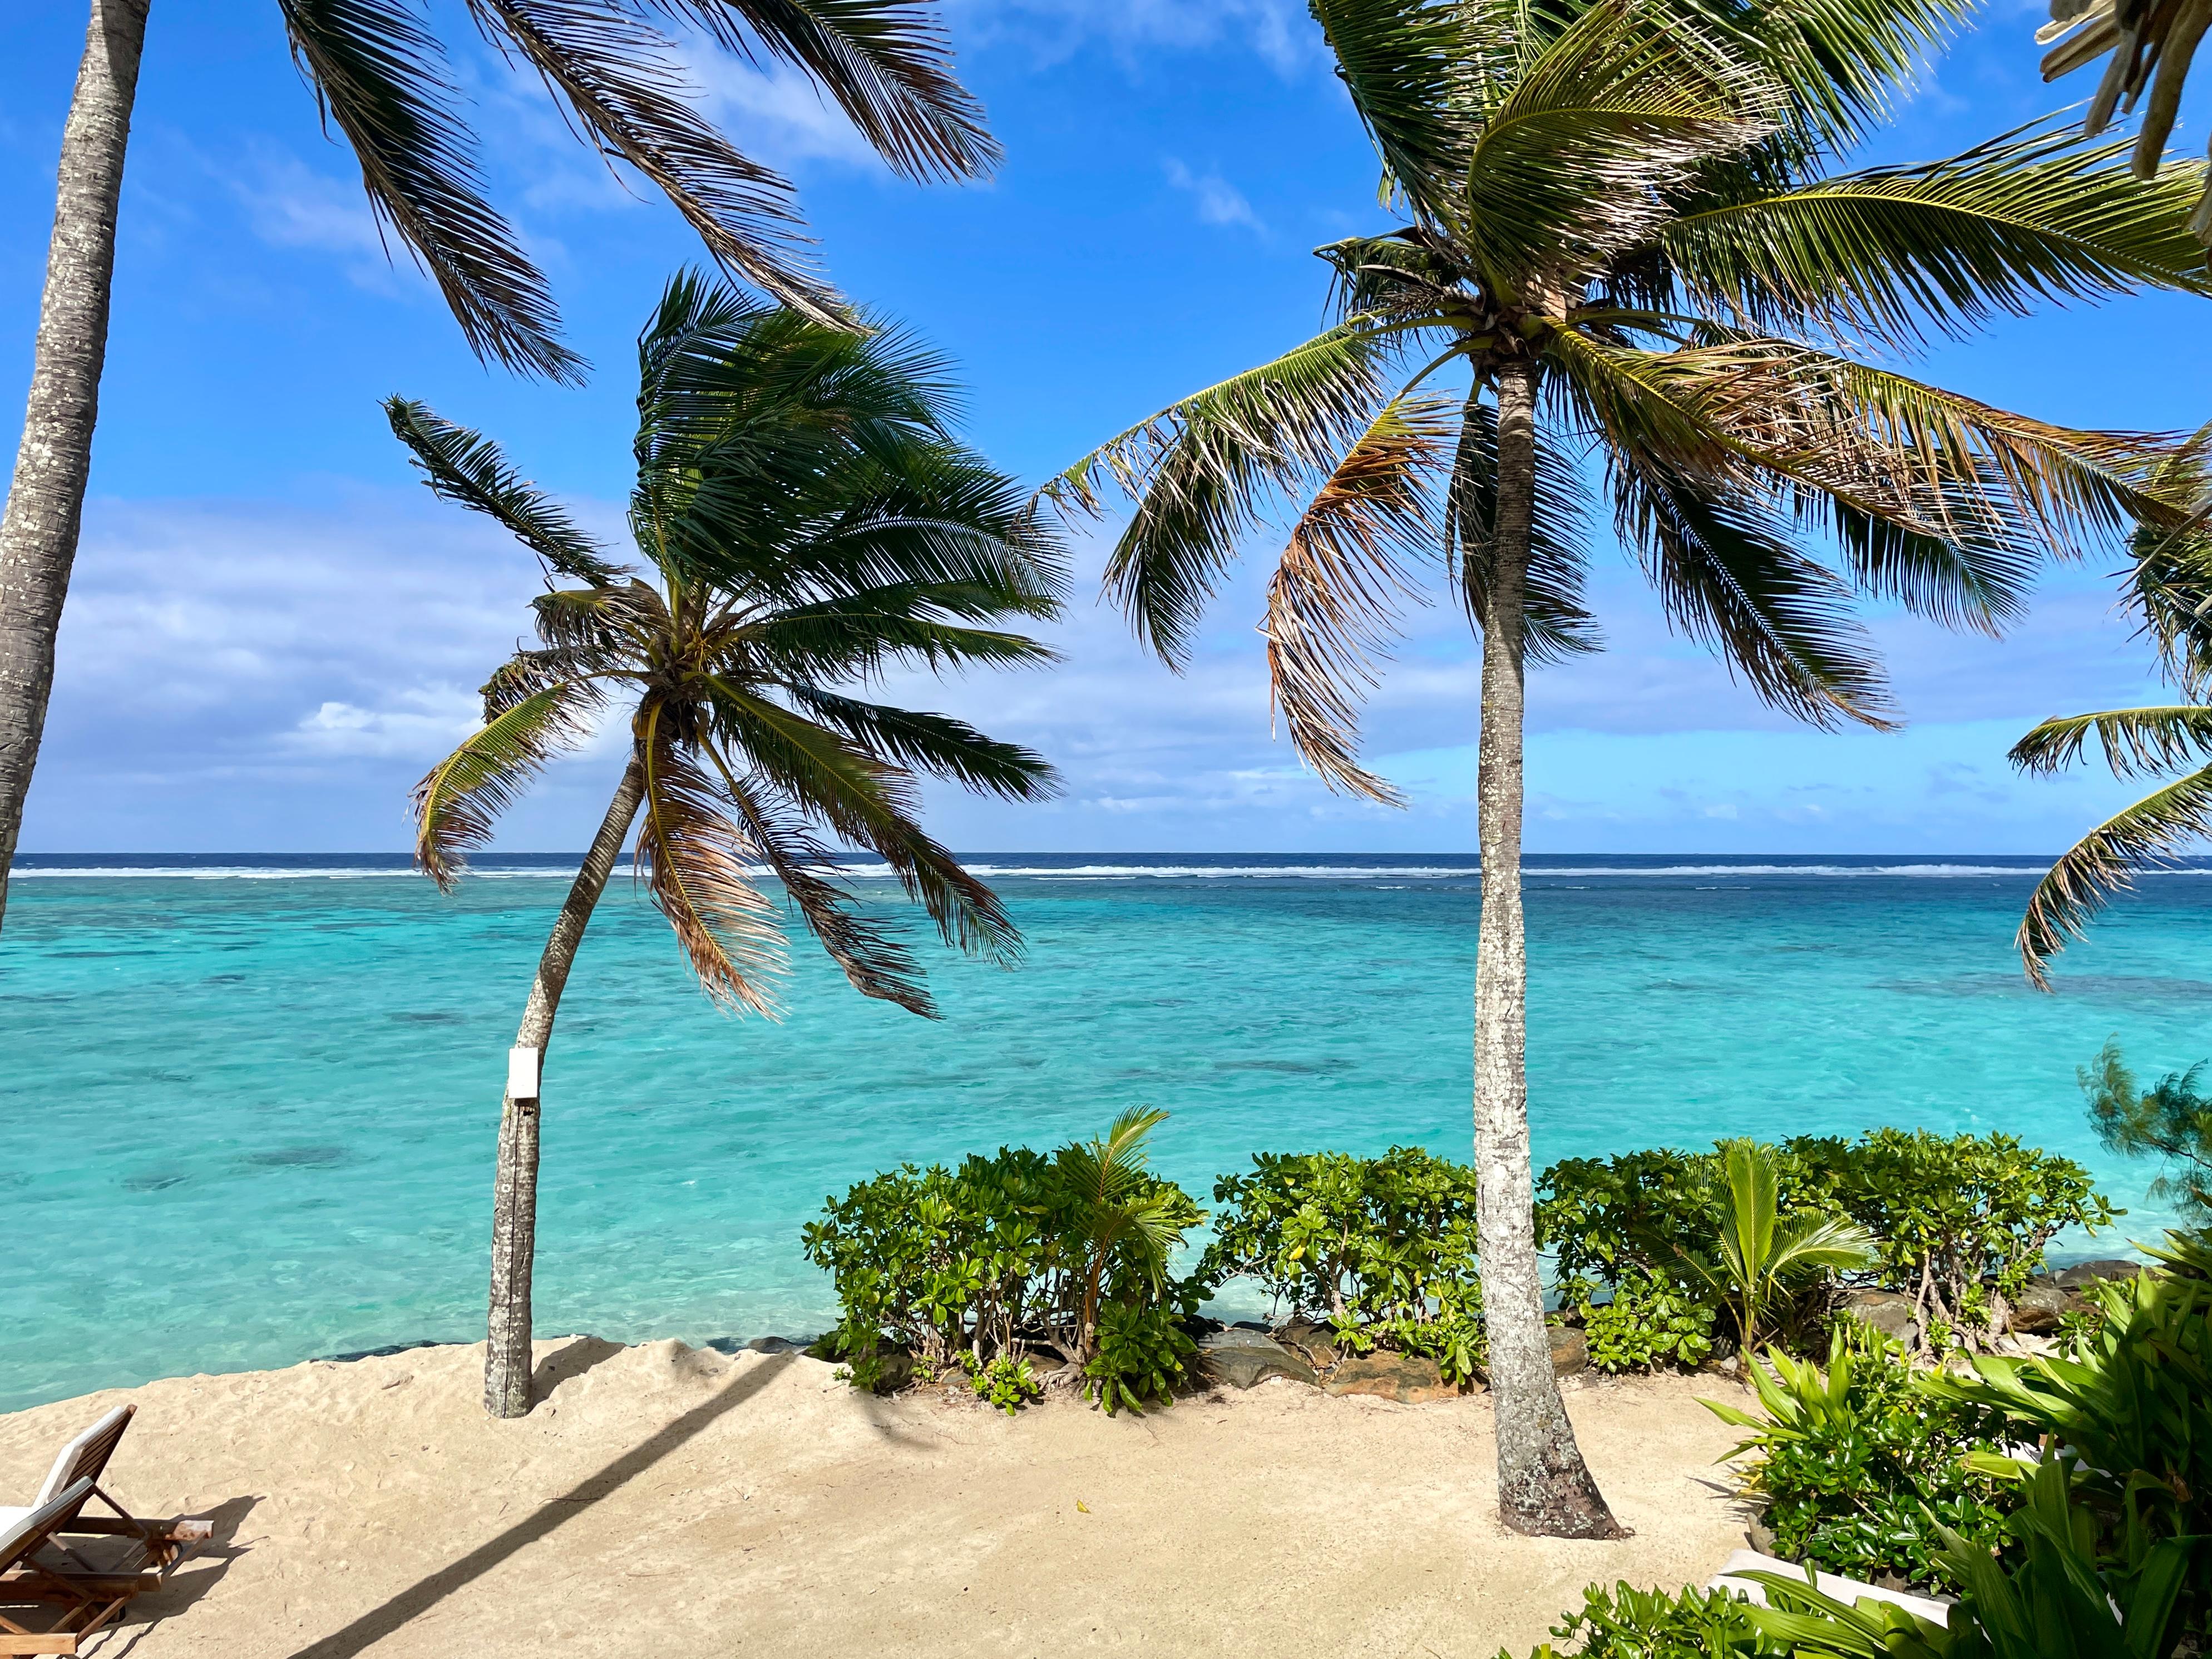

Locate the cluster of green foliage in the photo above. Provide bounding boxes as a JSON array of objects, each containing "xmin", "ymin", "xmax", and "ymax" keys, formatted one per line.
[
  {"xmin": 1581, "ymin": 1267, "xmax": 1717, "ymax": 1374},
  {"xmin": 2080, "ymin": 1041, "xmax": 2212, "ymax": 1223},
  {"xmin": 1500, "ymin": 1581, "xmax": 1772, "ymax": 1659},
  {"xmin": 1200, "ymin": 1148, "xmax": 1486, "ymax": 1384},
  {"xmin": 1706, "ymin": 1327, "xmax": 2012, "ymax": 1593},
  {"xmin": 1928, "ymin": 1267, "xmax": 2212, "ymax": 1636},
  {"xmin": 1537, "ymin": 1132, "xmax": 2114, "ymax": 1349},
  {"xmin": 802, "ymin": 1110, "xmax": 1203, "ymax": 1410}
]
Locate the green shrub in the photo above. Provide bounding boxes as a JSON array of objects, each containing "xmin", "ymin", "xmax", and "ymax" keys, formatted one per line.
[
  {"xmin": 1083, "ymin": 1301, "xmax": 1197, "ymax": 1415},
  {"xmin": 1704, "ymin": 1326, "xmax": 2012, "ymax": 1594},
  {"xmin": 964, "ymin": 1351, "xmax": 1041, "ymax": 1414},
  {"xmin": 1538, "ymin": 1132, "xmax": 2114, "ymax": 1349},
  {"xmin": 1497, "ymin": 1581, "xmax": 1773, "ymax": 1659},
  {"xmin": 802, "ymin": 1113, "xmax": 1204, "ymax": 1401},
  {"xmin": 1202, "ymin": 1147, "xmax": 1486, "ymax": 1383},
  {"xmin": 1928, "ymin": 1267, "xmax": 2211, "ymax": 1630},
  {"xmin": 1583, "ymin": 1266, "xmax": 1717, "ymax": 1373}
]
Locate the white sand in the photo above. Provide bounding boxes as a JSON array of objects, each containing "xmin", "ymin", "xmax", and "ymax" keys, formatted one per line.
[{"xmin": 0, "ymin": 1340, "xmax": 1755, "ymax": 1656}]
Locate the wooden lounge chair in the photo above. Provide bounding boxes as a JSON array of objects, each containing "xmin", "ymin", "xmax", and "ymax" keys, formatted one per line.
[
  {"xmin": 0, "ymin": 1407, "xmax": 204, "ymax": 1577},
  {"xmin": 0, "ymin": 1479, "xmax": 129, "ymax": 1656}
]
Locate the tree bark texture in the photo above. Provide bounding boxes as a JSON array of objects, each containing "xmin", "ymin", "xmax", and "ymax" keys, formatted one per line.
[
  {"xmin": 1473, "ymin": 357, "xmax": 1626, "ymax": 1539},
  {"xmin": 0, "ymin": 0, "xmax": 150, "ymax": 932},
  {"xmin": 485, "ymin": 756, "xmax": 646, "ymax": 1419}
]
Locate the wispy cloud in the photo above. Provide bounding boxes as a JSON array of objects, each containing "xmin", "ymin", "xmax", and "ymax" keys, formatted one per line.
[
  {"xmin": 224, "ymin": 145, "xmax": 414, "ymax": 295},
  {"xmin": 1163, "ymin": 158, "xmax": 1264, "ymax": 232},
  {"xmin": 955, "ymin": 0, "xmax": 1323, "ymax": 75}
]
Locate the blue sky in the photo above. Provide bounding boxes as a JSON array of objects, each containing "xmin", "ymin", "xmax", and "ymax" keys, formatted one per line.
[{"xmin": 4, "ymin": 0, "xmax": 2210, "ymax": 853}]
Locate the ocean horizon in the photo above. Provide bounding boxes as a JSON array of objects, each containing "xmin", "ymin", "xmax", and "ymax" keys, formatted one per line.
[{"xmin": 6, "ymin": 850, "xmax": 2208, "ymax": 1413}]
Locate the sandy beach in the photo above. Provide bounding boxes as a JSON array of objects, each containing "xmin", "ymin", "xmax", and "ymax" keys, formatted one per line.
[{"xmin": 0, "ymin": 1339, "xmax": 1754, "ymax": 1657}]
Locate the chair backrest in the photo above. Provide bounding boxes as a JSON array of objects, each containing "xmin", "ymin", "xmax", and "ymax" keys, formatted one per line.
[
  {"xmin": 34, "ymin": 1405, "xmax": 133, "ymax": 1507},
  {"xmin": 0, "ymin": 1479, "xmax": 94, "ymax": 1574}
]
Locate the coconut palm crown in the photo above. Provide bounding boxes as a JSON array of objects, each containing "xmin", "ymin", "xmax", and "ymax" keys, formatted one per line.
[
  {"xmin": 402, "ymin": 272, "xmax": 1063, "ymax": 1018},
  {"xmin": 396, "ymin": 273, "xmax": 1064, "ymax": 1419},
  {"xmin": 1048, "ymin": 0, "xmax": 2210, "ymax": 1537}
]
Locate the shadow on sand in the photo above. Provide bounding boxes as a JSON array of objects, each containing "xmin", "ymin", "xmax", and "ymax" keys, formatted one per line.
[{"xmin": 274, "ymin": 1351, "xmax": 794, "ymax": 1659}]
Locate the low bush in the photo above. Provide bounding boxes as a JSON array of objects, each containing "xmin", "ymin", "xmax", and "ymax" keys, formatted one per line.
[
  {"xmin": 1581, "ymin": 1266, "xmax": 1716, "ymax": 1373},
  {"xmin": 1928, "ymin": 1267, "xmax": 2212, "ymax": 1635},
  {"xmin": 1704, "ymin": 1326, "xmax": 2012, "ymax": 1594},
  {"xmin": 1538, "ymin": 1132, "xmax": 2115, "ymax": 1350},
  {"xmin": 1201, "ymin": 1147, "xmax": 1486, "ymax": 1383},
  {"xmin": 1497, "ymin": 1581, "xmax": 1771, "ymax": 1659},
  {"xmin": 802, "ymin": 1110, "xmax": 1203, "ymax": 1405}
]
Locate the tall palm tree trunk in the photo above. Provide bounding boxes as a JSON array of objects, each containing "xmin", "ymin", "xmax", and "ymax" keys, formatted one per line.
[
  {"xmin": 0, "ymin": 0, "xmax": 149, "ymax": 932},
  {"xmin": 485, "ymin": 755, "xmax": 646, "ymax": 1419},
  {"xmin": 1474, "ymin": 357, "xmax": 1624, "ymax": 1539}
]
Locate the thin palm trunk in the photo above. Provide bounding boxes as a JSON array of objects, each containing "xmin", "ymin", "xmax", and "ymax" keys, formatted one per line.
[
  {"xmin": 0, "ymin": 0, "xmax": 149, "ymax": 932},
  {"xmin": 485, "ymin": 755, "xmax": 645, "ymax": 1418},
  {"xmin": 1473, "ymin": 357, "xmax": 1624, "ymax": 1538}
]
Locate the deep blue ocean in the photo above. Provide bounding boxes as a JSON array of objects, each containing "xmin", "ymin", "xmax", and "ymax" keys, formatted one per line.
[{"xmin": 4, "ymin": 852, "xmax": 2208, "ymax": 1413}]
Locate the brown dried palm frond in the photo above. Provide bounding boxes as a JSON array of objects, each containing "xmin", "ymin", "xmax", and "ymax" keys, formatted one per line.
[
  {"xmin": 1262, "ymin": 394, "xmax": 1456, "ymax": 804},
  {"xmin": 2039, "ymin": 0, "xmax": 2212, "ymax": 241},
  {"xmin": 633, "ymin": 705, "xmax": 789, "ymax": 1013}
]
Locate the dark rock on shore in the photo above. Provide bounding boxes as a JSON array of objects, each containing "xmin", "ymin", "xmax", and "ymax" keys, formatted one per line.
[
  {"xmin": 1196, "ymin": 1330, "xmax": 1319, "ymax": 1390},
  {"xmin": 1325, "ymin": 1352, "xmax": 1460, "ymax": 1403},
  {"xmin": 2051, "ymin": 1259, "xmax": 2141, "ymax": 1291},
  {"xmin": 2006, "ymin": 1286, "xmax": 2077, "ymax": 1334},
  {"xmin": 1838, "ymin": 1288, "xmax": 1919, "ymax": 1347},
  {"xmin": 1550, "ymin": 1326, "xmax": 1589, "ymax": 1378},
  {"xmin": 1280, "ymin": 1320, "xmax": 1340, "ymax": 1368}
]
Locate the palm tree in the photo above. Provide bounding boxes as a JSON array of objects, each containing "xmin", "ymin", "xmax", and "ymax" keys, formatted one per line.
[
  {"xmin": 2011, "ymin": 432, "xmax": 2212, "ymax": 986},
  {"xmin": 0, "ymin": 0, "xmax": 997, "ymax": 934},
  {"xmin": 396, "ymin": 271, "xmax": 1064, "ymax": 1418},
  {"xmin": 1049, "ymin": 0, "xmax": 2207, "ymax": 1535},
  {"xmin": 1682, "ymin": 1139, "xmax": 1876, "ymax": 1358}
]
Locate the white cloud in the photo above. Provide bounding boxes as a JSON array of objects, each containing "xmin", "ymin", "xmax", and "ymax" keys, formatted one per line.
[
  {"xmin": 1163, "ymin": 158, "xmax": 1265, "ymax": 232},
  {"xmin": 225, "ymin": 145, "xmax": 416, "ymax": 295}
]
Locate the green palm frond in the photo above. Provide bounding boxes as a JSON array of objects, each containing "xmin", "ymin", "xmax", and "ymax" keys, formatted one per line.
[
  {"xmin": 411, "ymin": 680, "xmax": 598, "ymax": 889},
  {"xmin": 1612, "ymin": 459, "xmax": 1896, "ymax": 729},
  {"xmin": 1462, "ymin": 0, "xmax": 1780, "ymax": 278},
  {"xmin": 1722, "ymin": 0, "xmax": 1965, "ymax": 157},
  {"xmin": 1263, "ymin": 394, "xmax": 1457, "ymax": 804},
  {"xmin": 2015, "ymin": 761, "xmax": 2212, "ymax": 989},
  {"xmin": 384, "ymin": 398, "xmax": 625, "ymax": 582},
  {"xmin": 467, "ymin": 0, "xmax": 843, "ymax": 324},
  {"xmin": 1447, "ymin": 395, "xmax": 1601, "ymax": 663},
  {"xmin": 634, "ymin": 705, "xmax": 790, "ymax": 1014},
  {"xmin": 2038, "ymin": 0, "xmax": 2212, "ymax": 241},
  {"xmin": 1308, "ymin": 0, "xmax": 1477, "ymax": 224},
  {"xmin": 280, "ymin": 0, "xmax": 581, "ymax": 381},
  {"xmin": 735, "ymin": 598, "xmax": 1059, "ymax": 680},
  {"xmin": 1661, "ymin": 123, "xmax": 2212, "ymax": 347},
  {"xmin": 1055, "ymin": 1107, "xmax": 1179, "ymax": 1287},
  {"xmin": 1046, "ymin": 320, "xmax": 1414, "ymax": 664},
  {"xmin": 2011, "ymin": 704, "xmax": 2212, "ymax": 778},
  {"xmin": 772, "ymin": 685, "xmax": 1059, "ymax": 800},
  {"xmin": 674, "ymin": 0, "xmax": 999, "ymax": 183},
  {"xmin": 709, "ymin": 756, "xmax": 935, "ymax": 1014}
]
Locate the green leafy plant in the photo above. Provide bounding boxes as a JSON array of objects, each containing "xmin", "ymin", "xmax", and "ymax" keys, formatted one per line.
[
  {"xmin": 1202, "ymin": 1147, "xmax": 1485, "ymax": 1381},
  {"xmin": 1791, "ymin": 1129, "xmax": 2117, "ymax": 1345},
  {"xmin": 1083, "ymin": 1301, "xmax": 1196, "ymax": 1416},
  {"xmin": 965, "ymin": 1351, "xmax": 1041, "ymax": 1415},
  {"xmin": 2080, "ymin": 1041, "xmax": 2212, "ymax": 1223},
  {"xmin": 1928, "ymin": 1268, "xmax": 2212, "ymax": 1608},
  {"xmin": 1704, "ymin": 1326, "xmax": 2013, "ymax": 1594},
  {"xmin": 1538, "ymin": 1133, "xmax": 2113, "ymax": 1350},
  {"xmin": 803, "ymin": 1113, "xmax": 1203, "ymax": 1404},
  {"xmin": 1685, "ymin": 1140, "xmax": 1878, "ymax": 1359},
  {"xmin": 1498, "ymin": 1581, "xmax": 1773, "ymax": 1659},
  {"xmin": 1740, "ymin": 1456, "xmax": 2204, "ymax": 1659},
  {"xmin": 1583, "ymin": 1267, "xmax": 1718, "ymax": 1374}
]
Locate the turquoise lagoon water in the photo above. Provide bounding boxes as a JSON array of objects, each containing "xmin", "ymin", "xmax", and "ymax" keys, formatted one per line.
[{"xmin": 5, "ymin": 852, "xmax": 2211, "ymax": 1413}]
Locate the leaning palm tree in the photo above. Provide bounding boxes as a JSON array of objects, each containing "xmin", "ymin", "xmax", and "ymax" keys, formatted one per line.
[
  {"xmin": 1049, "ymin": 0, "xmax": 2208, "ymax": 1535},
  {"xmin": 2011, "ymin": 432, "xmax": 2212, "ymax": 986},
  {"xmin": 0, "ymin": 0, "xmax": 997, "ymax": 934},
  {"xmin": 396, "ymin": 271, "xmax": 1064, "ymax": 1418}
]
